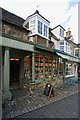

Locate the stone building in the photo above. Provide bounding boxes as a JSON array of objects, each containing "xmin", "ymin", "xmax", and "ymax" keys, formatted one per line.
[
  {"xmin": 74, "ymin": 44, "xmax": 80, "ymax": 79},
  {"xmin": 0, "ymin": 8, "xmax": 80, "ymax": 100},
  {"xmin": 51, "ymin": 25, "xmax": 79, "ymax": 77},
  {"xmin": 1, "ymin": 8, "xmax": 34, "ymax": 100}
]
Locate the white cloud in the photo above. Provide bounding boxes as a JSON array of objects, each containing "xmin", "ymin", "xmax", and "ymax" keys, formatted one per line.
[
  {"xmin": 67, "ymin": 0, "xmax": 80, "ymax": 10},
  {"xmin": 65, "ymin": 4, "xmax": 78, "ymax": 43},
  {"xmin": 0, "ymin": 0, "xmax": 68, "ymax": 25}
]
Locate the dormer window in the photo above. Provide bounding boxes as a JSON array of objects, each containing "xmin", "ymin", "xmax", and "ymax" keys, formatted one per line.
[
  {"xmin": 51, "ymin": 25, "xmax": 65, "ymax": 39},
  {"xmin": 38, "ymin": 20, "xmax": 42, "ymax": 35},
  {"xmin": 23, "ymin": 10, "xmax": 50, "ymax": 39}
]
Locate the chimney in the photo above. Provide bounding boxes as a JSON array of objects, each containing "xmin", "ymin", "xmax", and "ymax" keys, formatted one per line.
[{"xmin": 66, "ymin": 28, "xmax": 71, "ymax": 39}]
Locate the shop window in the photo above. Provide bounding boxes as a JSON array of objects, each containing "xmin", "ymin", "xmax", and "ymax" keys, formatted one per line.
[
  {"xmin": 35, "ymin": 54, "xmax": 58, "ymax": 81},
  {"xmin": 24, "ymin": 55, "xmax": 32, "ymax": 82},
  {"xmin": 35, "ymin": 54, "xmax": 44, "ymax": 80},
  {"xmin": 45, "ymin": 57, "xmax": 52, "ymax": 79},
  {"xmin": 66, "ymin": 63, "xmax": 73, "ymax": 75},
  {"xmin": 59, "ymin": 58, "xmax": 63, "ymax": 75}
]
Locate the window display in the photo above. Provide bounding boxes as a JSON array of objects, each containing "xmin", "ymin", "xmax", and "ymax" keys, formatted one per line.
[
  {"xmin": 45, "ymin": 56, "xmax": 52, "ymax": 79},
  {"xmin": 35, "ymin": 54, "xmax": 44, "ymax": 80},
  {"xmin": 35, "ymin": 54, "xmax": 58, "ymax": 81}
]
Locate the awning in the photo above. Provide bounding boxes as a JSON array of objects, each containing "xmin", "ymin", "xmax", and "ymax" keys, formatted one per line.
[
  {"xmin": 56, "ymin": 53, "xmax": 67, "ymax": 60},
  {"xmin": 34, "ymin": 45, "xmax": 80, "ymax": 63},
  {"xmin": 56, "ymin": 52, "xmax": 80, "ymax": 63},
  {"xmin": 34, "ymin": 44, "xmax": 54, "ymax": 53}
]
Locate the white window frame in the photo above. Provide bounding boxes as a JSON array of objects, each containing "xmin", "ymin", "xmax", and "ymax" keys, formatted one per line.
[{"xmin": 44, "ymin": 24, "xmax": 47, "ymax": 37}]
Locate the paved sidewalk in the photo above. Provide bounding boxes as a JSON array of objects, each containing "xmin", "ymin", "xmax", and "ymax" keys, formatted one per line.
[
  {"xmin": 0, "ymin": 90, "xmax": 2, "ymax": 119},
  {"xmin": 17, "ymin": 93, "xmax": 78, "ymax": 118},
  {"xmin": 2, "ymin": 83, "xmax": 78, "ymax": 119}
]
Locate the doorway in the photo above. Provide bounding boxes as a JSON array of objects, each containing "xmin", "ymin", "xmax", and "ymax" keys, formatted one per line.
[{"xmin": 10, "ymin": 59, "xmax": 19, "ymax": 86}]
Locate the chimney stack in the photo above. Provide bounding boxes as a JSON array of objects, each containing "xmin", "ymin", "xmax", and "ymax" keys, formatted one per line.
[{"xmin": 66, "ymin": 28, "xmax": 71, "ymax": 39}]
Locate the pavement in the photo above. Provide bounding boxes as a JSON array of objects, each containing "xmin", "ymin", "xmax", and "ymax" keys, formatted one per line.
[
  {"xmin": 0, "ymin": 90, "xmax": 2, "ymax": 119},
  {"xmin": 2, "ymin": 82, "xmax": 78, "ymax": 119},
  {"xmin": 17, "ymin": 93, "xmax": 79, "ymax": 118}
]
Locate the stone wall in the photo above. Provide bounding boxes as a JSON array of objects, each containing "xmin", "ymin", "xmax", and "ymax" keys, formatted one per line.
[
  {"xmin": 2, "ymin": 22, "xmax": 28, "ymax": 41},
  {"xmin": 29, "ymin": 77, "xmax": 64, "ymax": 92},
  {"xmin": 32, "ymin": 35, "xmax": 55, "ymax": 48},
  {"xmin": 32, "ymin": 35, "xmax": 48, "ymax": 47}
]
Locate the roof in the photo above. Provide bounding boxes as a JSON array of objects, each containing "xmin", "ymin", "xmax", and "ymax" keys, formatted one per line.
[
  {"xmin": 52, "ymin": 25, "xmax": 66, "ymax": 31},
  {"xmin": 77, "ymin": 44, "xmax": 80, "ymax": 47},
  {"xmin": 65, "ymin": 37, "xmax": 77, "ymax": 47},
  {"xmin": 27, "ymin": 10, "xmax": 50, "ymax": 23},
  {"xmin": 49, "ymin": 28, "xmax": 59, "ymax": 41},
  {"xmin": 0, "ymin": 7, "xmax": 29, "ymax": 31},
  {"xmin": 51, "ymin": 32, "xmax": 59, "ymax": 41}
]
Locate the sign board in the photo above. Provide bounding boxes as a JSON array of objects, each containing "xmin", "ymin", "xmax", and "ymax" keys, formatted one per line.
[{"xmin": 44, "ymin": 83, "xmax": 54, "ymax": 98}]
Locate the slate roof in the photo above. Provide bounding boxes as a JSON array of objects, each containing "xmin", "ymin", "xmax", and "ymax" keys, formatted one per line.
[
  {"xmin": 52, "ymin": 24, "xmax": 66, "ymax": 31},
  {"xmin": 77, "ymin": 44, "xmax": 80, "ymax": 47},
  {"xmin": 0, "ymin": 7, "xmax": 29, "ymax": 31},
  {"xmin": 49, "ymin": 28, "xmax": 59, "ymax": 41},
  {"xmin": 27, "ymin": 10, "xmax": 50, "ymax": 23}
]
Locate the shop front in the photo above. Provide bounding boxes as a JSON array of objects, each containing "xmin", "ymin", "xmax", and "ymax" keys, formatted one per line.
[
  {"xmin": 34, "ymin": 45, "xmax": 64, "ymax": 86},
  {"xmin": 54, "ymin": 49, "xmax": 80, "ymax": 83},
  {"xmin": 1, "ymin": 35, "xmax": 34, "ymax": 100},
  {"xmin": 34, "ymin": 54, "xmax": 59, "ymax": 82}
]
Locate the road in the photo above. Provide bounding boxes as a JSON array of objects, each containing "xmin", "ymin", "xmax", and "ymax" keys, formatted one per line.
[{"xmin": 16, "ymin": 93, "xmax": 79, "ymax": 118}]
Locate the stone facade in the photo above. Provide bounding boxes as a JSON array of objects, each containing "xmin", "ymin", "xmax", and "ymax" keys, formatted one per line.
[
  {"xmin": 2, "ymin": 22, "xmax": 29, "ymax": 41},
  {"xmin": 30, "ymin": 35, "xmax": 55, "ymax": 49}
]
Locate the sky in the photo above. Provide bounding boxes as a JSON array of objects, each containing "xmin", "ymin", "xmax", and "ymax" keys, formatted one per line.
[{"xmin": 0, "ymin": 0, "xmax": 80, "ymax": 43}]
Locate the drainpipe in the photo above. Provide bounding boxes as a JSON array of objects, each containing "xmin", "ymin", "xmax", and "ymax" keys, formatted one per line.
[{"xmin": 32, "ymin": 53, "xmax": 35, "ymax": 82}]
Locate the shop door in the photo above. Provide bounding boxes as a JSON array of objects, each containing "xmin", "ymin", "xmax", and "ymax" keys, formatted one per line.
[{"xmin": 10, "ymin": 60, "xmax": 19, "ymax": 86}]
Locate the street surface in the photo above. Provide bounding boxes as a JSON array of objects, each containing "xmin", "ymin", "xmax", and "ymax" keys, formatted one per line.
[{"xmin": 16, "ymin": 93, "xmax": 79, "ymax": 118}]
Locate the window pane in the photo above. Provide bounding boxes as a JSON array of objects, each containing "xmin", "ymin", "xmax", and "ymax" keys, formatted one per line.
[
  {"xmin": 44, "ymin": 24, "xmax": 47, "ymax": 37},
  {"xmin": 44, "ymin": 25, "xmax": 45, "ymax": 36},
  {"xmin": 60, "ymin": 28, "xmax": 64, "ymax": 37},
  {"xmin": 60, "ymin": 41, "xmax": 64, "ymax": 45},
  {"xmin": 60, "ymin": 46, "xmax": 64, "ymax": 52},
  {"xmin": 38, "ymin": 20, "xmax": 42, "ymax": 35},
  {"xmin": 45, "ymin": 26, "xmax": 47, "ymax": 37}
]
